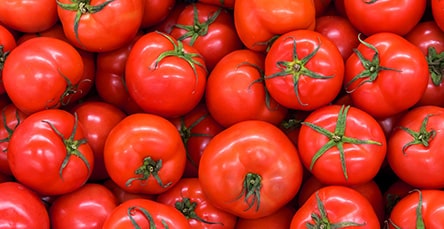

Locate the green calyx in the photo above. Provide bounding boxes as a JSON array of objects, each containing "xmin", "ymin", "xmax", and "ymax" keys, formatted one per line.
[
  {"xmin": 125, "ymin": 156, "xmax": 172, "ymax": 189},
  {"xmin": 426, "ymin": 46, "xmax": 444, "ymax": 86},
  {"xmin": 264, "ymin": 36, "xmax": 334, "ymax": 106},
  {"xmin": 345, "ymin": 34, "xmax": 401, "ymax": 93},
  {"xmin": 174, "ymin": 4, "xmax": 222, "ymax": 46},
  {"xmin": 399, "ymin": 114, "xmax": 436, "ymax": 154},
  {"xmin": 306, "ymin": 191, "xmax": 366, "ymax": 228},
  {"xmin": 42, "ymin": 113, "xmax": 90, "ymax": 179},
  {"xmin": 301, "ymin": 105, "xmax": 382, "ymax": 180},
  {"xmin": 175, "ymin": 197, "xmax": 222, "ymax": 225},
  {"xmin": 235, "ymin": 172, "xmax": 262, "ymax": 211},
  {"xmin": 178, "ymin": 114, "xmax": 210, "ymax": 169},
  {"xmin": 0, "ymin": 107, "xmax": 23, "ymax": 152},
  {"xmin": 128, "ymin": 206, "xmax": 169, "ymax": 229},
  {"xmin": 0, "ymin": 45, "xmax": 9, "ymax": 71}
]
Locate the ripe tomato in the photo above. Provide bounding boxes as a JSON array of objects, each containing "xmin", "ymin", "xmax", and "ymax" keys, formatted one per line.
[
  {"xmin": 0, "ymin": 182, "xmax": 50, "ymax": 229},
  {"xmin": 104, "ymin": 113, "xmax": 186, "ymax": 195},
  {"xmin": 125, "ymin": 31, "xmax": 207, "ymax": 118},
  {"xmin": 157, "ymin": 178, "xmax": 238, "ymax": 228},
  {"xmin": 140, "ymin": 0, "xmax": 175, "ymax": 29},
  {"xmin": 344, "ymin": 0, "xmax": 426, "ymax": 36},
  {"xmin": 234, "ymin": 0, "xmax": 315, "ymax": 52},
  {"xmin": 298, "ymin": 105, "xmax": 387, "ymax": 186},
  {"xmin": 3, "ymin": 37, "xmax": 84, "ymax": 115},
  {"xmin": 7, "ymin": 109, "xmax": 94, "ymax": 196},
  {"xmin": 235, "ymin": 206, "xmax": 295, "ymax": 229},
  {"xmin": 344, "ymin": 32, "xmax": 429, "ymax": 118},
  {"xmin": 387, "ymin": 105, "xmax": 444, "ymax": 189},
  {"xmin": 102, "ymin": 198, "xmax": 191, "ymax": 228},
  {"xmin": 264, "ymin": 29, "xmax": 344, "ymax": 111},
  {"xmin": 432, "ymin": 0, "xmax": 444, "ymax": 32},
  {"xmin": 199, "ymin": 120, "xmax": 304, "ymax": 219},
  {"xmin": 205, "ymin": 49, "xmax": 288, "ymax": 127},
  {"xmin": 290, "ymin": 186, "xmax": 380, "ymax": 228},
  {"xmin": 50, "ymin": 183, "xmax": 118, "ymax": 229},
  {"xmin": 57, "ymin": 0, "xmax": 144, "ymax": 52}
]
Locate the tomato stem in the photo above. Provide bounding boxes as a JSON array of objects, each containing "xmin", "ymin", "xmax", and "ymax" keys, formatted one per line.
[
  {"xmin": 0, "ymin": 45, "xmax": 9, "ymax": 71},
  {"xmin": 128, "ymin": 206, "xmax": 169, "ymax": 229},
  {"xmin": 234, "ymin": 172, "xmax": 262, "ymax": 211},
  {"xmin": 426, "ymin": 46, "xmax": 444, "ymax": 86},
  {"xmin": 0, "ymin": 106, "xmax": 23, "ymax": 152},
  {"xmin": 399, "ymin": 114, "xmax": 436, "ymax": 154},
  {"xmin": 175, "ymin": 197, "xmax": 223, "ymax": 225},
  {"xmin": 125, "ymin": 156, "xmax": 172, "ymax": 189}
]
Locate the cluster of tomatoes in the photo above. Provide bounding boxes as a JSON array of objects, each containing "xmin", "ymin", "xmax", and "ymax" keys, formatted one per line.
[{"xmin": 1, "ymin": 0, "xmax": 444, "ymax": 228}]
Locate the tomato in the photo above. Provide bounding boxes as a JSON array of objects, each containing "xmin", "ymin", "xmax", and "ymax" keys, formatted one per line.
[
  {"xmin": 344, "ymin": 32, "xmax": 430, "ymax": 118},
  {"xmin": 0, "ymin": 25, "xmax": 16, "ymax": 95},
  {"xmin": 0, "ymin": 182, "xmax": 50, "ymax": 229},
  {"xmin": 50, "ymin": 183, "xmax": 118, "ymax": 229},
  {"xmin": 290, "ymin": 185, "xmax": 380, "ymax": 228},
  {"xmin": 0, "ymin": 0, "xmax": 58, "ymax": 33},
  {"xmin": 152, "ymin": 1, "xmax": 187, "ymax": 34},
  {"xmin": 387, "ymin": 105, "xmax": 444, "ymax": 189},
  {"xmin": 344, "ymin": 0, "xmax": 426, "ymax": 36},
  {"xmin": 170, "ymin": 2, "xmax": 243, "ymax": 71},
  {"xmin": 7, "ymin": 109, "xmax": 94, "ymax": 196},
  {"xmin": 104, "ymin": 113, "xmax": 186, "ymax": 195},
  {"xmin": 0, "ymin": 104, "xmax": 27, "ymax": 176},
  {"xmin": 405, "ymin": 21, "xmax": 444, "ymax": 107},
  {"xmin": 102, "ymin": 198, "xmax": 191, "ymax": 229},
  {"xmin": 313, "ymin": 0, "xmax": 332, "ymax": 16},
  {"xmin": 56, "ymin": 0, "xmax": 144, "ymax": 52},
  {"xmin": 3, "ymin": 36, "xmax": 84, "ymax": 115},
  {"xmin": 388, "ymin": 189, "xmax": 444, "ymax": 228},
  {"xmin": 199, "ymin": 120, "xmax": 304, "ymax": 219},
  {"xmin": 264, "ymin": 29, "xmax": 344, "ymax": 111},
  {"xmin": 103, "ymin": 179, "xmax": 156, "ymax": 204},
  {"xmin": 234, "ymin": 0, "xmax": 316, "ymax": 52},
  {"xmin": 432, "ymin": 0, "xmax": 444, "ymax": 32},
  {"xmin": 157, "ymin": 177, "xmax": 238, "ymax": 228},
  {"xmin": 140, "ymin": 0, "xmax": 175, "ymax": 29},
  {"xmin": 298, "ymin": 105, "xmax": 386, "ymax": 186},
  {"xmin": 71, "ymin": 101, "xmax": 126, "ymax": 181},
  {"xmin": 383, "ymin": 179, "xmax": 415, "ymax": 220},
  {"xmin": 206, "ymin": 49, "xmax": 288, "ymax": 127},
  {"xmin": 235, "ymin": 206, "xmax": 295, "ymax": 229}
]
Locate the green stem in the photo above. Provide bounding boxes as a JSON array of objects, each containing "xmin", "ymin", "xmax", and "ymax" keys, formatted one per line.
[
  {"xmin": 399, "ymin": 114, "xmax": 436, "ymax": 154},
  {"xmin": 234, "ymin": 172, "xmax": 262, "ymax": 211},
  {"xmin": 125, "ymin": 157, "xmax": 172, "ymax": 188},
  {"xmin": 128, "ymin": 206, "xmax": 169, "ymax": 229},
  {"xmin": 175, "ymin": 197, "xmax": 223, "ymax": 225}
]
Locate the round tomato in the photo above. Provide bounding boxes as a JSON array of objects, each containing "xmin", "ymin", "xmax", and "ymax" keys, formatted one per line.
[
  {"xmin": 264, "ymin": 29, "xmax": 344, "ymax": 111},
  {"xmin": 140, "ymin": 0, "xmax": 175, "ymax": 29},
  {"xmin": 199, "ymin": 120, "xmax": 304, "ymax": 219}
]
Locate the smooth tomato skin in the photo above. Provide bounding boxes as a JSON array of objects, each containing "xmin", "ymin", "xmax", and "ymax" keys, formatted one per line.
[
  {"xmin": 0, "ymin": 0, "xmax": 58, "ymax": 33},
  {"xmin": 432, "ymin": 0, "xmax": 444, "ymax": 32},
  {"xmin": 125, "ymin": 31, "xmax": 207, "ymax": 118},
  {"xmin": 102, "ymin": 198, "xmax": 191, "ymax": 229},
  {"xmin": 265, "ymin": 30, "xmax": 344, "ymax": 111},
  {"xmin": 235, "ymin": 206, "xmax": 295, "ymax": 229},
  {"xmin": 205, "ymin": 49, "xmax": 288, "ymax": 127},
  {"xmin": 104, "ymin": 113, "xmax": 186, "ymax": 195},
  {"xmin": 290, "ymin": 186, "xmax": 380, "ymax": 228},
  {"xmin": 387, "ymin": 105, "xmax": 444, "ymax": 189},
  {"xmin": 344, "ymin": 32, "xmax": 429, "ymax": 118},
  {"xmin": 50, "ymin": 183, "xmax": 118, "ymax": 229},
  {"xmin": 140, "ymin": 0, "xmax": 175, "ymax": 29},
  {"xmin": 3, "ymin": 37, "xmax": 84, "ymax": 115},
  {"xmin": 0, "ymin": 182, "xmax": 50, "ymax": 229},
  {"xmin": 57, "ymin": 0, "xmax": 144, "ymax": 52},
  {"xmin": 234, "ymin": 0, "xmax": 316, "ymax": 52},
  {"xmin": 344, "ymin": 0, "xmax": 426, "ymax": 36},
  {"xmin": 7, "ymin": 109, "xmax": 94, "ymax": 196},
  {"xmin": 157, "ymin": 178, "xmax": 238, "ymax": 228},
  {"xmin": 199, "ymin": 120, "xmax": 304, "ymax": 219}
]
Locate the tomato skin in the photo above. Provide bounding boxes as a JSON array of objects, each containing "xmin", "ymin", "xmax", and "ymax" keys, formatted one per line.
[
  {"xmin": 383, "ymin": 180, "xmax": 415, "ymax": 220},
  {"xmin": 7, "ymin": 109, "xmax": 94, "ymax": 196},
  {"xmin": 50, "ymin": 183, "xmax": 118, "ymax": 229},
  {"xmin": 290, "ymin": 186, "xmax": 380, "ymax": 228},
  {"xmin": 432, "ymin": 0, "xmax": 444, "ymax": 32},
  {"xmin": 0, "ymin": 182, "xmax": 50, "ymax": 229},
  {"xmin": 104, "ymin": 113, "xmax": 186, "ymax": 195},
  {"xmin": 264, "ymin": 29, "xmax": 344, "ymax": 111},
  {"xmin": 199, "ymin": 120, "xmax": 304, "ymax": 219},
  {"xmin": 235, "ymin": 206, "xmax": 295, "ymax": 229},
  {"xmin": 3, "ymin": 37, "xmax": 84, "ymax": 115},
  {"xmin": 0, "ymin": 25, "xmax": 16, "ymax": 95},
  {"xmin": 102, "ymin": 198, "xmax": 191, "ymax": 229},
  {"xmin": 234, "ymin": 0, "xmax": 316, "ymax": 52},
  {"xmin": 103, "ymin": 179, "xmax": 156, "ymax": 204},
  {"xmin": 140, "ymin": 0, "xmax": 175, "ymax": 29}
]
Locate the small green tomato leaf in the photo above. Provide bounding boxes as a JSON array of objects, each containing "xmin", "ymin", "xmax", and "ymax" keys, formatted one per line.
[
  {"xmin": 0, "ymin": 45, "xmax": 10, "ymax": 70},
  {"xmin": 426, "ymin": 46, "xmax": 444, "ymax": 86},
  {"xmin": 0, "ymin": 107, "xmax": 23, "ymax": 151},
  {"xmin": 233, "ymin": 172, "xmax": 262, "ymax": 211},
  {"xmin": 125, "ymin": 156, "xmax": 172, "ymax": 189},
  {"xmin": 175, "ymin": 197, "xmax": 223, "ymax": 225},
  {"xmin": 399, "ymin": 114, "xmax": 436, "ymax": 154},
  {"xmin": 128, "ymin": 206, "xmax": 169, "ymax": 229}
]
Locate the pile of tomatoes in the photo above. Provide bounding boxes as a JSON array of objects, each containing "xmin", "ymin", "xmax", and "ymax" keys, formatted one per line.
[{"xmin": 1, "ymin": 0, "xmax": 444, "ymax": 228}]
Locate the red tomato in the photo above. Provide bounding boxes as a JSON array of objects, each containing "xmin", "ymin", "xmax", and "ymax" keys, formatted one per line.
[
  {"xmin": 7, "ymin": 109, "xmax": 94, "ymax": 195},
  {"xmin": 125, "ymin": 31, "xmax": 207, "ymax": 118},
  {"xmin": 157, "ymin": 178, "xmax": 238, "ymax": 228},
  {"xmin": 3, "ymin": 37, "xmax": 84, "ymax": 115},
  {"xmin": 234, "ymin": 0, "xmax": 316, "ymax": 52},
  {"xmin": 235, "ymin": 206, "xmax": 296, "ymax": 229},
  {"xmin": 0, "ymin": 0, "xmax": 58, "ymax": 33},
  {"xmin": 102, "ymin": 198, "xmax": 191, "ymax": 228},
  {"xmin": 298, "ymin": 105, "xmax": 387, "ymax": 186},
  {"xmin": 344, "ymin": 0, "xmax": 426, "ymax": 36},
  {"xmin": 344, "ymin": 32, "xmax": 429, "ymax": 118},
  {"xmin": 104, "ymin": 113, "xmax": 186, "ymax": 195},
  {"xmin": 264, "ymin": 29, "xmax": 344, "ymax": 111},
  {"xmin": 0, "ymin": 24, "xmax": 16, "ymax": 95},
  {"xmin": 387, "ymin": 105, "xmax": 444, "ymax": 189},
  {"xmin": 50, "ymin": 183, "xmax": 118, "ymax": 229},
  {"xmin": 206, "ymin": 49, "xmax": 288, "ymax": 127},
  {"xmin": 170, "ymin": 2, "xmax": 243, "ymax": 71},
  {"xmin": 152, "ymin": 1, "xmax": 187, "ymax": 34},
  {"xmin": 140, "ymin": 0, "xmax": 175, "ymax": 29},
  {"xmin": 57, "ymin": 0, "xmax": 144, "ymax": 52},
  {"xmin": 0, "ymin": 182, "xmax": 50, "ymax": 229},
  {"xmin": 432, "ymin": 0, "xmax": 444, "ymax": 32},
  {"xmin": 290, "ymin": 186, "xmax": 380, "ymax": 228},
  {"xmin": 199, "ymin": 120, "xmax": 304, "ymax": 219},
  {"xmin": 383, "ymin": 179, "xmax": 415, "ymax": 220}
]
